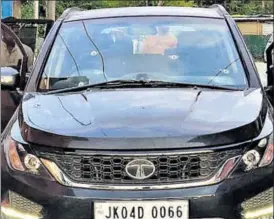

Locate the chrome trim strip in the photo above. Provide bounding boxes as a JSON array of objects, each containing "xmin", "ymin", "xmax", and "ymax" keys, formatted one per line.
[
  {"xmin": 36, "ymin": 141, "xmax": 248, "ymax": 156},
  {"xmin": 41, "ymin": 156, "xmax": 241, "ymax": 190},
  {"xmin": 65, "ymin": 149, "xmax": 215, "ymax": 156}
]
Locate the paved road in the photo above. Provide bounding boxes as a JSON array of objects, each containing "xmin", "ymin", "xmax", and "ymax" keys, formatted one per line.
[{"xmin": 255, "ymin": 61, "xmax": 267, "ymax": 86}]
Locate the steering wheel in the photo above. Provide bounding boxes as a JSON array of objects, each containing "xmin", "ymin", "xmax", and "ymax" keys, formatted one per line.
[{"xmin": 51, "ymin": 68, "xmax": 106, "ymax": 90}]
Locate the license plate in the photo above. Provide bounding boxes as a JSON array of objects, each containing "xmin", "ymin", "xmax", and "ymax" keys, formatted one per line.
[{"xmin": 94, "ymin": 200, "xmax": 189, "ymax": 219}]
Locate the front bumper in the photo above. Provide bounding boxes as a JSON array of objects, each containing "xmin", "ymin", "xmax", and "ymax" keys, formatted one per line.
[{"xmin": 1, "ymin": 154, "xmax": 273, "ymax": 219}]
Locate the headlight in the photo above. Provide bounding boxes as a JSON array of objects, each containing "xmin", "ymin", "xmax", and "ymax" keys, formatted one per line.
[
  {"xmin": 231, "ymin": 135, "xmax": 273, "ymax": 176},
  {"xmin": 258, "ymin": 136, "xmax": 273, "ymax": 167},
  {"xmin": 3, "ymin": 136, "xmax": 54, "ymax": 181}
]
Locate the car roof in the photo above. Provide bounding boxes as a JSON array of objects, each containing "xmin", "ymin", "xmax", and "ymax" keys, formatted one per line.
[{"xmin": 64, "ymin": 7, "xmax": 223, "ymax": 22}]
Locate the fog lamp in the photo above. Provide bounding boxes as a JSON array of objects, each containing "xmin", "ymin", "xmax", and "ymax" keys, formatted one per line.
[
  {"xmin": 242, "ymin": 150, "xmax": 260, "ymax": 171},
  {"xmin": 1, "ymin": 206, "xmax": 41, "ymax": 219},
  {"xmin": 1, "ymin": 191, "xmax": 42, "ymax": 219},
  {"xmin": 243, "ymin": 204, "xmax": 273, "ymax": 219}
]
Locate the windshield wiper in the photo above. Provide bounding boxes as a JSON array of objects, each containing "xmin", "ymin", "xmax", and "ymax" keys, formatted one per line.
[
  {"xmin": 45, "ymin": 79, "xmax": 241, "ymax": 94},
  {"xmin": 45, "ymin": 80, "xmax": 143, "ymax": 94},
  {"xmin": 208, "ymin": 58, "xmax": 240, "ymax": 85}
]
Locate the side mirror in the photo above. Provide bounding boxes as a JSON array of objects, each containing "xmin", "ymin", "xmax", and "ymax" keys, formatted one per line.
[{"xmin": 1, "ymin": 67, "xmax": 20, "ymax": 89}]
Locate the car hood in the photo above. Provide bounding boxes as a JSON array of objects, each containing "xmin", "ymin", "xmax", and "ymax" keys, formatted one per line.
[{"xmin": 19, "ymin": 88, "xmax": 267, "ymax": 149}]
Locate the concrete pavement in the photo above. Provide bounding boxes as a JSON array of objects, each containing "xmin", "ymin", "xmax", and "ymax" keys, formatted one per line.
[{"xmin": 255, "ymin": 61, "xmax": 267, "ymax": 86}]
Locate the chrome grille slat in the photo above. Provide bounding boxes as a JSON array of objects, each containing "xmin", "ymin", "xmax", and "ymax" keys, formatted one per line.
[{"xmin": 37, "ymin": 149, "xmax": 242, "ymax": 184}]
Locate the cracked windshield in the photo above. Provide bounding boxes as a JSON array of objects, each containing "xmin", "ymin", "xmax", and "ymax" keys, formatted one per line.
[{"xmin": 39, "ymin": 17, "xmax": 247, "ymax": 90}]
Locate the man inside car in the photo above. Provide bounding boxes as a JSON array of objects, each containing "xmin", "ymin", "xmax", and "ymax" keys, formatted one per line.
[{"xmin": 142, "ymin": 25, "xmax": 178, "ymax": 55}]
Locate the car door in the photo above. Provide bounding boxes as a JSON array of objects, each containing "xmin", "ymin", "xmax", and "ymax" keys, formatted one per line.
[
  {"xmin": 1, "ymin": 19, "xmax": 54, "ymax": 132},
  {"xmin": 1, "ymin": 23, "xmax": 28, "ymax": 132},
  {"xmin": 264, "ymin": 34, "xmax": 273, "ymax": 63},
  {"xmin": 2, "ymin": 17, "xmax": 54, "ymax": 79},
  {"xmin": 265, "ymin": 41, "xmax": 274, "ymax": 106},
  {"xmin": 2, "ymin": 17, "xmax": 54, "ymax": 57}
]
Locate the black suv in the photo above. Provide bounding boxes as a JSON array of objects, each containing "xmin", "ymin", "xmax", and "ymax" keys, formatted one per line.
[{"xmin": 1, "ymin": 5, "xmax": 273, "ymax": 219}]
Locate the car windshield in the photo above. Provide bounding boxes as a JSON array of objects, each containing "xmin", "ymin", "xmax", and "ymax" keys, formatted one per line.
[{"xmin": 39, "ymin": 16, "xmax": 247, "ymax": 90}]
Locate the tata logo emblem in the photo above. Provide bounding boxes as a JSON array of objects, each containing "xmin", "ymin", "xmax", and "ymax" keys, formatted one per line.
[{"xmin": 125, "ymin": 159, "xmax": 155, "ymax": 180}]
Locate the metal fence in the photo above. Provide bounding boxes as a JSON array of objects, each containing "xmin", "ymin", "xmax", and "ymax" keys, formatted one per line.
[
  {"xmin": 235, "ymin": 17, "xmax": 273, "ymax": 61},
  {"xmin": 243, "ymin": 34, "xmax": 272, "ymax": 60}
]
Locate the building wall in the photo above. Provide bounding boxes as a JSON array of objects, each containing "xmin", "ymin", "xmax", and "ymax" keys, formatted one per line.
[
  {"xmin": 1, "ymin": 0, "xmax": 13, "ymax": 19},
  {"xmin": 237, "ymin": 21, "xmax": 273, "ymax": 35},
  {"xmin": 237, "ymin": 22, "xmax": 263, "ymax": 35}
]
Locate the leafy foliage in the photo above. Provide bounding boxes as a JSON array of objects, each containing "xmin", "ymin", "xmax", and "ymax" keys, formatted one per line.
[
  {"xmin": 21, "ymin": 1, "xmax": 34, "ymax": 19},
  {"xmin": 228, "ymin": 0, "xmax": 273, "ymax": 15},
  {"xmin": 21, "ymin": 0, "xmax": 273, "ymax": 19},
  {"xmin": 163, "ymin": 1, "xmax": 197, "ymax": 7},
  {"xmin": 55, "ymin": 0, "xmax": 197, "ymax": 17}
]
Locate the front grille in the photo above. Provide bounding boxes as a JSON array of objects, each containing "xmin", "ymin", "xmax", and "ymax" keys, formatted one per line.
[{"xmin": 37, "ymin": 149, "xmax": 241, "ymax": 184}]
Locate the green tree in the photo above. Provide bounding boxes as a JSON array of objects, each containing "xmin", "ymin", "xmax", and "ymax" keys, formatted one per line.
[
  {"xmin": 56, "ymin": 0, "xmax": 137, "ymax": 17},
  {"xmin": 227, "ymin": 0, "xmax": 273, "ymax": 15},
  {"xmin": 55, "ymin": 0, "xmax": 197, "ymax": 17},
  {"xmin": 21, "ymin": 0, "xmax": 34, "ymax": 19},
  {"xmin": 22, "ymin": 0, "xmax": 273, "ymax": 19},
  {"xmin": 164, "ymin": 1, "xmax": 196, "ymax": 7}
]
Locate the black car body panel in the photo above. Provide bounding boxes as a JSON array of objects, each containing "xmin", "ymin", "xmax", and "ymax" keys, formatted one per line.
[{"xmin": 18, "ymin": 88, "xmax": 268, "ymax": 149}]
